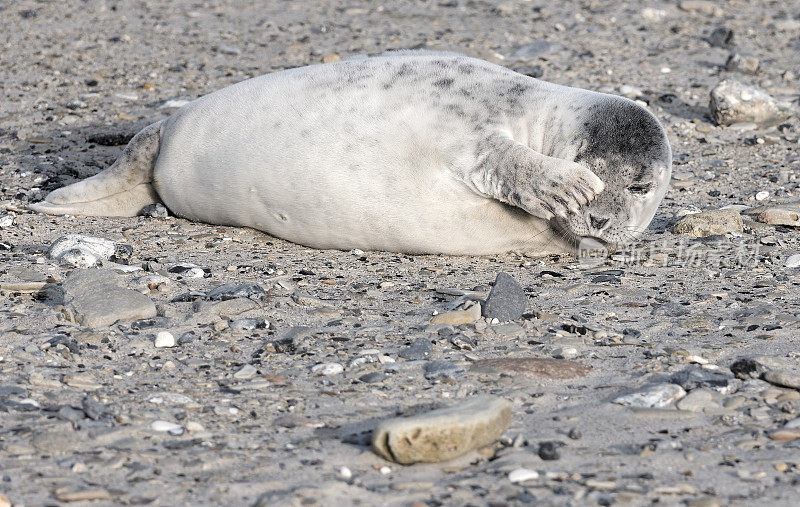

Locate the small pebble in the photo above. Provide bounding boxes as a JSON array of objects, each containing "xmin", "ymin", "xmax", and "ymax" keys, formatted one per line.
[
  {"xmin": 613, "ymin": 383, "xmax": 686, "ymax": 408},
  {"xmin": 785, "ymin": 255, "xmax": 800, "ymax": 268},
  {"xmin": 538, "ymin": 441, "xmax": 562, "ymax": 460},
  {"xmin": 151, "ymin": 420, "xmax": 184, "ymax": 435},
  {"xmin": 311, "ymin": 362, "xmax": 344, "ymax": 375},
  {"xmin": 233, "ymin": 364, "xmax": 257, "ymax": 380},
  {"xmin": 508, "ymin": 468, "xmax": 539, "ymax": 483},
  {"xmin": 154, "ymin": 331, "xmax": 176, "ymax": 348}
]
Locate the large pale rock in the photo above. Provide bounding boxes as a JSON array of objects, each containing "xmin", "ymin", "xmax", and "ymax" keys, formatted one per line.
[
  {"xmin": 709, "ymin": 79, "xmax": 791, "ymax": 126},
  {"xmin": 673, "ymin": 210, "xmax": 743, "ymax": 237},
  {"xmin": 372, "ymin": 395, "xmax": 511, "ymax": 464},
  {"xmin": 62, "ymin": 269, "xmax": 156, "ymax": 327}
]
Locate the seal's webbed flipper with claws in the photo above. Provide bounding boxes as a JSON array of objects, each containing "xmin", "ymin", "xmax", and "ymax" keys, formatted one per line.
[
  {"xmin": 30, "ymin": 121, "xmax": 163, "ymax": 217},
  {"xmin": 468, "ymin": 133, "xmax": 605, "ymax": 221}
]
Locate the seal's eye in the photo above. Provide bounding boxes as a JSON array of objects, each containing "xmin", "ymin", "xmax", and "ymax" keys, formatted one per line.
[{"xmin": 627, "ymin": 183, "xmax": 652, "ymax": 195}]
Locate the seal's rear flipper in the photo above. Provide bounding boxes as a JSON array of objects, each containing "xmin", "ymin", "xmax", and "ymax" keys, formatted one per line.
[{"xmin": 29, "ymin": 121, "xmax": 163, "ymax": 217}]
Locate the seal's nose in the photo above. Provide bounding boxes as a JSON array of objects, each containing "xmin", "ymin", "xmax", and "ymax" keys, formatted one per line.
[{"xmin": 589, "ymin": 214, "xmax": 610, "ymax": 230}]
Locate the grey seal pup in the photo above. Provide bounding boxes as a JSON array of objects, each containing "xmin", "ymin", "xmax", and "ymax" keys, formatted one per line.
[{"xmin": 31, "ymin": 51, "xmax": 671, "ymax": 255}]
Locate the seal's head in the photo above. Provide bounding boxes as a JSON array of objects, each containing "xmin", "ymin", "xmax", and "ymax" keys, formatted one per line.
[{"xmin": 558, "ymin": 96, "xmax": 671, "ymax": 252}]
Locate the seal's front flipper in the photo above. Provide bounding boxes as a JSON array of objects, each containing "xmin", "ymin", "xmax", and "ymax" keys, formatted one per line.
[
  {"xmin": 29, "ymin": 121, "xmax": 163, "ymax": 217},
  {"xmin": 467, "ymin": 134, "xmax": 605, "ymax": 220}
]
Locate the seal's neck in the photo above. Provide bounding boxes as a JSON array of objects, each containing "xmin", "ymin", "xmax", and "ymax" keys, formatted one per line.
[{"xmin": 516, "ymin": 84, "xmax": 587, "ymax": 161}]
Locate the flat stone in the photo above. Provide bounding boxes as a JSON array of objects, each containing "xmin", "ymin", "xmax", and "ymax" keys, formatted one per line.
[
  {"xmin": 32, "ymin": 427, "xmax": 83, "ymax": 452},
  {"xmin": 62, "ymin": 269, "xmax": 156, "ymax": 327},
  {"xmin": 398, "ymin": 337, "xmax": 432, "ymax": 360},
  {"xmin": 56, "ymin": 489, "xmax": 112, "ymax": 502},
  {"xmin": 471, "ymin": 357, "xmax": 591, "ymax": 379},
  {"xmin": 229, "ymin": 317, "xmax": 270, "ymax": 330},
  {"xmin": 372, "ymin": 395, "xmax": 512, "ymax": 464},
  {"xmin": 670, "ymin": 366, "xmax": 738, "ymax": 394},
  {"xmin": 430, "ymin": 309, "xmax": 478, "ymax": 326},
  {"xmin": 482, "ymin": 272, "xmax": 526, "ymax": 321},
  {"xmin": 763, "ymin": 371, "xmax": 800, "ymax": 390},
  {"xmin": 167, "ymin": 262, "xmax": 207, "ymax": 278},
  {"xmin": 292, "ymin": 291, "xmax": 335, "ymax": 307},
  {"xmin": 508, "ymin": 468, "xmax": 539, "ymax": 483},
  {"xmin": 48, "ymin": 234, "xmax": 120, "ymax": 268},
  {"xmin": 757, "ymin": 206, "xmax": 800, "ymax": 227},
  {"xmin": 510, "ymin": 40, "xmax": 563, "ymax": 59},
  {"xmin": 234, "ymin": 364, "xmax": 258, "ymax": 380},
  {"xmin": 709, "ymin": 79, "xmax": 791, "ymax": 126},
  {"xmin": 676, "ymin": 388, "xmax": 717, "ymax": 412},
  {"xmin": 769, "ymin": 428, "xmax": 800, "ymax": 441},
  {"xmin": 149, "ymin": 392, "xmax": 196, "ymax": 406},
  {"xmin": 725, "ymin": 52, "xmax": 759, "ymax": 74},
  {"xmin": 785, "ymin": 254, "xmax": 800, "ymax": 268},
  {"xmin": 673, "ymin": 210, "xmax": 743, "ymax": 237},
  {"xmin": 783, "ymin": 417, "xmax": 800, "ymax": 429},
  {"xmin": 206, "ymin": 282, "xmax": 267, "ymax": 302},
  {"xmin": 678, "ymin": 0, "xmax": 721, "ymax": 16},
  {"xmin": 311, "ymin": 362, "xmax": 344, "ymax": 375},
  {"xmin": 424, "ymin": 360, "xmax": 465, "ymax": 380},
  {"xmin": 192, "ymin": 297, "xmax": 258, "ymax": 317},
  {"xmin": 63, "ymin": 373, "xmax": 102, "ymax": 390},
  {"xmin": 151, "ymin": 420, "xmax": 184, "ymax": 435},
  {"xmin": 614, "ymin": 383, "xmax": 686, "ymax": 408}
]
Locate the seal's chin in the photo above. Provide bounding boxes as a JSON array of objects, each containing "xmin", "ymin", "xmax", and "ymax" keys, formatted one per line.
[{"xmin": 550, "ymin": 218, "xmax": 622, "ymax": 255}]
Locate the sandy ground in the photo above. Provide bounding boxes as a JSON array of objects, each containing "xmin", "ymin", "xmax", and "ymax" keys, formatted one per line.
[{"xmin": 2, "ymin": 0, "xmax": 800, "ymax": 505}]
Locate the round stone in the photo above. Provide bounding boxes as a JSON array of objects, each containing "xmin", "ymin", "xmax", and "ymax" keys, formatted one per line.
[
  {"xmin": 154, "ymin": 331, "xmax": 176, "ymax": 348},
  {"xmin": 508, "ymin": 468, "xmax": 539, "ymax": 483},
  {"xmin": 311, "ymin": 362, "xmax": 344, "ymax": 375}
]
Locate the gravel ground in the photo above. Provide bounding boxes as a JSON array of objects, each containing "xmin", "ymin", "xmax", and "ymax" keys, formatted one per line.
[{"xmin": 2, "ymin": 0, "xmax": 800, "ymax": 505}]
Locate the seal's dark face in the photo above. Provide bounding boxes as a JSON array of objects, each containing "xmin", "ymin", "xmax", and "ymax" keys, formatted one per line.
[{"xmin": 559, "ymin": 97, "xmax": 671, "ymax": 251}]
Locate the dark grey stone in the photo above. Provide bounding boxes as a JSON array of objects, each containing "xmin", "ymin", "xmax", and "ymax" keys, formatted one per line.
[
  {"xmin": 56, "ymin": 406, "xmax": 86, "ymax": 422},
  {"xmin": 707, "ymin": 26, "xmax": 734, "ymax": 48},
  {"xmin": 670, "ymin": 366, "xmax": 738, "ymax": 393},
  {"xmin": 538, "ymin": 441, "xmax": 564, "ymax": 460},
  {"xmin": 424, "ymin": 360, "xmax": 465, "ymax": 380},
  {"xmin": 359, "ymin": 372, "xmax": 387, "ymax": 383},
  {"xmin": 206, "ymin": 282, "xmax": 267, "ymax": 302},
  {"xmin": 230, "ymin": 318, "xmax": 269, "ymax": 331},
  {"xmin": 140, "ymin": 203, "xmax": 169, "ymax": 218},
  {"xmin": 178, "ymin": 332, "xmax": 199, "ymax": 345},
  {"xmin": 650, "ymin": 303, "xmax": 690, "ymax": 317},
  {"xmin": 0, "ymin": 385, "xmax": 27, "ymax": 398},
  {"xmin": 730, "ymin": 358, "xmax": 767, "ymax": 380},
  {"xmin": 398, "ymin": 337, "xmax": 432, "ymax": 360},
  {"xmin": 82, "ymin": 396, "xmax": 109, "ymax": 420},
  {"xmin": 511, "ymin": 40, "xmax": 563, "ymax": 59},
  {"xmin": 482, "ymin": 272, "xmax": 526, "ymax": 321}
]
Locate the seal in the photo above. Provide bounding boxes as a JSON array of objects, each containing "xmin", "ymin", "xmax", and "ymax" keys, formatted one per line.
[{"xmin": 30, "ymin": 51, "xmax": 671, "ymax": 255}]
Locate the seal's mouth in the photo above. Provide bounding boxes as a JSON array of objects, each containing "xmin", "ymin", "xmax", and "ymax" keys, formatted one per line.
[{"xmin": 550, "ymin": 217, "xmax": 624, "ymax": 255}]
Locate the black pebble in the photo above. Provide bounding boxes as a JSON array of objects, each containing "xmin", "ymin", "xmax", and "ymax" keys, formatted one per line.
[{"xmin": 538, "ymin": 441, "xmax": 562, "ymax": 460}]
